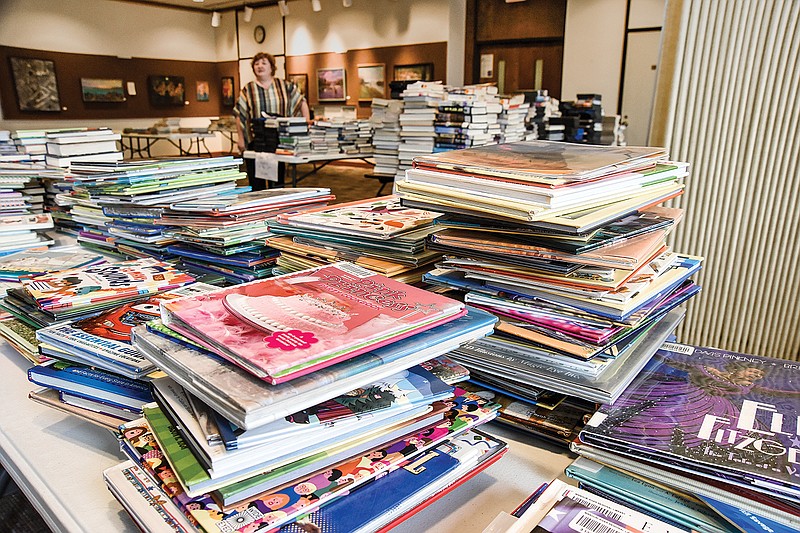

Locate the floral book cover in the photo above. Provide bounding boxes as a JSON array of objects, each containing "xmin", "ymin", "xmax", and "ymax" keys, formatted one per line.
[
  {"xmin": 580, "ymin": 342, "xmax": 800, "ymax": 493},
  {"xmin": 161, "ymin": 262, "xmax": 465, "ymax": 383},
  {"xmin": 275, "ymin": 196, "xmax": 442, "ymax": 239},
  {"xmin": 21, "ymin": 257, "xmax": 195, "ymax": 311}
]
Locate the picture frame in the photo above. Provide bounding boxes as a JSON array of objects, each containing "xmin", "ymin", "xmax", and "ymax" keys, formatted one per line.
[
  {"xmin": 196, "ymin": 80, "xmax": 210, "ymax": 102},
  {"xmin": 9, "ymin": 57, "xmax": 61, "ymax": 112},
  {"xmin": 288, "ymin": 73, "xmax": 308, "ymax": 97},
  {"xmin": 316, "ymin": 67, "xmax": 346, "ymax": 102},
  {"xmin": 147, "ymin": 75, "xmax": 185, "ymax": 106},
  {"xmin": 221, "ymin": 76, "xmax": 235, "ymax": 107},
  {"xmin": 357, "ymin": 63, "xmax": 385, "ymax": 101},
  {"xmin": 80, "ymin": 78, "xmax": 126, "ymax": 103},
  {"xmin": 393, "ymin": 63, "xmax": 434, "ymax": 82}
]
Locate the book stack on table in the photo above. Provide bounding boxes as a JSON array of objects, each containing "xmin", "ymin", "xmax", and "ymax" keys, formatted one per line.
[
  {"xmin": 44, "ymin": 128, "xmax": 123, "ymax": 168},
  {"xmin": 266, "ymin": 195, "xmax": 443, "ymax": 284},
  {"xmin": 434, "ymin": 86, "xmax": 501, "ymax": 152},
  {"xmin": 58, "ymin": 156, "xmax": 247, "ymax": 259},
  {"xmin": 101, "ymin": 262, "xmax": 507, "ymax": 531},
  {"xmin": 389, "ymin": 140, "xmax": 703, "ymax": 442},
  {"xmin": 498, "ymin": 95, "xmax": 533, "ymax": 144},
  {"xmin": 370, "ymin": 98, "xmax": 404, "ymax": 177},
  {"xmin": 397, "ymin": 81, "xmax": 445, "ymax": 179},
  {"xmin": 276, "ymin": 117, "xmax": 311, "ymax": 157}
]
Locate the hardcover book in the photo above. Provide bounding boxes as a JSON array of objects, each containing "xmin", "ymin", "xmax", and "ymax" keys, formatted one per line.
[
  {"xmin": 0, "ymin": 247, "xmax": 105, "ymax": 281},
  {"xmin": 21, "ymin": 257, "xmax": 195, "ymax": 311},
  {"xmin": 579, "ymin": 342, "xmax": 800, "ymax": 501},
  {"xmin": 160, "ymin": 262, "xmax": 465, "ymax": 383}
]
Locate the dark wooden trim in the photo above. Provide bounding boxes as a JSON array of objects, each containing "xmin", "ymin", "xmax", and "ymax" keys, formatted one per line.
[
  {"xmin": 464, "ymin": 0, "xmax": 477, "ymax": 84},
  {"xmin": 616, "ymin": 0, "xmax": 633, "ymax": 115}
]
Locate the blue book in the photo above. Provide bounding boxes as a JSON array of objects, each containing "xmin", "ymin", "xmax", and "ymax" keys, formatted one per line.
[
  {"xmin": 698, "ymin": 494, "xmax": 799, "ymax": 533},
  {"xmin": 28, "ymin": 361, "xmax": 153, "ymax": 412}
]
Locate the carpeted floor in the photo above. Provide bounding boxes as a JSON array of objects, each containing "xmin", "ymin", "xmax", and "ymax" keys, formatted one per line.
[{"xmin": 0, "ymin": 159, "xmax": 387, "ymax": 532}]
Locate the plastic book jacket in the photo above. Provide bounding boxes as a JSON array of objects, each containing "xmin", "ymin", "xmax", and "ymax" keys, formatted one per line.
[
  {"xmin": 580, "ymin": 342, "xmax": 800, "ymax": 489},
  {"xmin": 21, "ymin": 257, "xmax": 195, "ymax": 310},
  {"xmin": 275, "ymin": 196, "xmax": 442, "ymax": 239},
  {"xmin": 162, "ymin": 262, "xmax": 464, "ymax": 382}
]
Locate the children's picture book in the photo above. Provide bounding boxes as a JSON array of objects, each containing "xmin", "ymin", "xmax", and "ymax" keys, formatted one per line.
[
  {"xmin": 21, "ymin": 257, "xmax": 195, "ymax": 311},
  {"xmin": 580, "ymin": 342, "xmax": 800, "ymax": 500},
  {"xmin": 0, "ymin": 247, "xmax": 105, "ymax": 281},
  {"xmin": 274, "ymin": 196, "xmax": 443, "ymax": 239},
  {"xmin": 161, "ymin": 262, "xmax": 465, "ymax": 384}
]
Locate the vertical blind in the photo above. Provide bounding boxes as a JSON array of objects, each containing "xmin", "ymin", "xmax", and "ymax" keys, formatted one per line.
[{"xmin": 650, "ymin": 0, "xmax": 800, "ymax": 360}]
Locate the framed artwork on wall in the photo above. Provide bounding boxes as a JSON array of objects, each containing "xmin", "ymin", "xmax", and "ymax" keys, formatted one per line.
[
  {"xmin": 9, "ymin": 57, "xmax": 61, "ymax": 112},
  {"xmin": 80, "ymin": 78, "xmax": 126, "ymax": 103},
  {"xmin": 288, "ymin": 73, "xmax": 308, "ymax": 96},
  {"xmin": 196, "ymin": 81, "xmax": 210, "ymax": 102},
  {"xmin": 393, "ymin": 63, "xmax": 434, "ymax": 82},
  {"xmin": 148, "ymin": 75, "xmax": 185, "ymax": 106},
  {"xmin": 357, "ymin": 63, "xmax": 385, "ymax": 101},
  {"xmin": 221, "ymin": 77, "xmax": 235, "ymax": 106},
  {"xmin": 317, "ymin": 67, "xmax": 346, "ymax": 102}
]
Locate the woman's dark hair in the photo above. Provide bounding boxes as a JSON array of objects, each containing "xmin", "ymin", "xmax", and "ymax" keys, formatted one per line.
[{"xmin": 251, "ymin": 52, "xmax": 276, "ymax": 75}]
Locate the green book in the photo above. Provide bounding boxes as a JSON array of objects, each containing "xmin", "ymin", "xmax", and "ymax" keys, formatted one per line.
[{"xmin": 143, "ymin": 403, "xmax": 210, "ymax": 490}]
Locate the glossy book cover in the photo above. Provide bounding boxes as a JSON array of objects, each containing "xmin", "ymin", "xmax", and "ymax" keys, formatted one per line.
[
  {"xmin": 580, "ymin": 342, "xmax": 800, "ymax": 494},
  {"xmin": 161, "ymin": 262, "xmax": 465, "ymax": 383}
]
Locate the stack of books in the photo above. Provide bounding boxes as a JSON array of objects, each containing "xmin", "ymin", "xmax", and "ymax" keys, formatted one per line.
[
  {"xmin": 528, "ymin": 90, "xmax": 562, "ymax": 141},
  {"xmin": 11, "ymin": 129, "xmax": 49, "ymax": 162},
  {"xmin": 276, "ymin": 118, "xmax": 311, "ymax": 157},
  {"xmin": 397, "ymin": 81, "xmax": 445, "ymax": 179},
  {"xmin": 370, "ymin": 98, "xmax": 404, "ymax": 177},
  {"xmin": 266, "ymin": 196, "xmax": 444, "ymax": 283},
  {"xmin": 0, "ymin": 130, "xmax": 19, "ymax": 158},
  {"xmin": 0, "ymin": 157, "xmax": 58, "ymax": 255},
  {"xmin": 60, "ymin": 157, "xmax": 246, "ymax": 258},
  {"xmin": 570, "ymin": 342, "xmax": 800, "ymax": 532},
  {"xmin": 44, "ymin": 128, "xmax": 123, "ymax": 167},
  {"xmin": 159, "ymin": 188, "xmax": 335, "ymax": 283},
  {"xmin": 102, "ymin": 262, "xmax": 507, "ymax": 531},
  {"xmin": 559, "ymin": 93, "xmax": 604, "ymax": 144},
  {"xmin": 354, "ymin": 118, "xmax": 374, "ymax": 154},
  {"xmin": 498, "ymin": 95, "xmax": 532, "ymax": 144},
  {"xmin": 434, "ymin": 100, "xmax": 495, "ymax": 151},
  {"xmin": 308, "ymin": 119, "xmax": 342, "ymax": 155},
  {"xmin": 393, "ymin": 141, "xmax": 701, "ymax": 417}
]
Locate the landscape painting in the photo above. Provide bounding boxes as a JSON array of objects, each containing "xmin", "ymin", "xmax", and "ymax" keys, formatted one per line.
[
  {"xmin": 80, "ymin": 78, "xmax": 126, "ymax": 103},
  {"xmin": 357, "ymin": 64, "xmax": 385, "ymax": 101},
  {"xmin": 393, "ymin": 63, "xmax": 434, "ymax": 82},
  {"xmin": 317, "ymin": 67, "xmax": 346, "ymax": 102}
]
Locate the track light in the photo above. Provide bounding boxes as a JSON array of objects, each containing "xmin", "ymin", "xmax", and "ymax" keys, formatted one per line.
[
  {"xmin": 211, "ymin": 11, "xmax": 221, "ymax": 27},
  {"xmin": 243, "ymin": 6, "xmax": 253, "ymax": 22},
  {"xmin": 311, "ymin": 0, "xmax": 322, "ymax": 12},
  {"xmin": 342, "ymin": 0, "xmax": 352, "ymax": 6},
  {"xmin": 278, "ymin": 0, "xmax": 289, "ymax": 16}
]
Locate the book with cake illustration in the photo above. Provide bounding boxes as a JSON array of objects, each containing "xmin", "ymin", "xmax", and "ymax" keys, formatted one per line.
[
  {"xmin": 273, "ymin": 196, "xmax": 443, "ymax": 239},
  {"xmin": 21, "ymin": 257, "xmax": 195, "ymax": 311},
  {"xmin": 161, "ymin": 262, "xmax": 466, "ymax": 384}
]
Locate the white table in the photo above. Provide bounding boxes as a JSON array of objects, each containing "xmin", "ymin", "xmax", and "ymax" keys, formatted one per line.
[
  {"xmin": 0, "ymin": 335, "xmax": 574, "ymax": 533},
  {"xmin": 243, "ymin": 150, "xmax": 375, "ymax": 187},
  {"xmin": 121, "ymin": 132, "xmax": 216, "ymax": 158}
]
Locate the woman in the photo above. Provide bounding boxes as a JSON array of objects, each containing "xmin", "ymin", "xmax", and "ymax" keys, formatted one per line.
[{"xmin": 235, "ymin": 52, "xmax": 310, "ymax": 188}]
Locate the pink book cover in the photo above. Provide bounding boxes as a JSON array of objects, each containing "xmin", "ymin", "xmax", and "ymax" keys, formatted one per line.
[{"xmin": 162, "ymin": 262, "xmax": 465, "ymax": 383}]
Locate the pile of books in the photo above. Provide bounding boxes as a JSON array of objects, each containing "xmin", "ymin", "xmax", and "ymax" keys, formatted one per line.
[
  {"xmin": 266, "ymin": 196, "xmax": 443, "ymax": 283},
  {"xmin": 59, "ymin": 157, "xmax": 246, "ymax": 259},
  {"xmin": 569, "ymin": 342, "xmax": 800, "ymax": 532},
  {"xmin": 392, "ymin": 141, "xmax": 701, "ymax": 438},
  {"xmin": 559, "ymin": 93, "xmax": 604, "ymax": 144},
  {"xmin": 0, "ymin": 130, "xmax": 19, "ymax": 158},
  {"xmin": 397, "ymin": 81, "xmax": 446, "ymax": 179},
  {"xmin": 528, "ymin": 89, "xmax": 562, "ymax": 141},
  {"xmin": 276, "ymin": 117, "xmax": 311, "ymax": 157},
  {"xmin": 370, "ymin": 98, "xmax": 404, "ymax": 177},
  {"xmin": 44, "ymin": 128, "xmax": 123, "ymax": 168},
  {"xmin": 10, "ymin": 129, "xmax": 50, "ymax": 162},
  {"xmin": 498, "ymin": 95, "xmax": 532, "ymax": 144},
  {"xmin": 160, "ymin": 187, "xmax": 334, "ymax": 283},
  {"xmin": 308, "ymin": 119, "xmax": 342, "ymax": 155},
  {"xmin": 98, "ymin": 262, "xmax": 508, "ymax": 531}
]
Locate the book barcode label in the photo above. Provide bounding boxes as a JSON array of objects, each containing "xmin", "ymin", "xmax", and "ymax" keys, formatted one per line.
[
  {"xmin": 569, "ymin": 510, "xmax": 626, "ymax": 533},
  {"xmin": 335, "ymin": 262, "xmax": 375, "ymax": 278},
  {"xmin": 661, "ymin": 342, "xmax": 695, "ymax": 355},
  {"xmin": 564, "ymin": 491, "xmax": 624, "ymax": 521}
]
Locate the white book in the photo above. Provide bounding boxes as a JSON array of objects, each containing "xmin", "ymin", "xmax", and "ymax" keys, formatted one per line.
[{"xmin": 47, "ymin": 139, "xmax": 120, "ymax": 157}]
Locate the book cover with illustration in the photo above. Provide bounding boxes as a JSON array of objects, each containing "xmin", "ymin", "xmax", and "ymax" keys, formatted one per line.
[
  {"xmin": 161, "ymin": 262, "xmax": 465, "ymax": 384},
  {"xmin": 21, "ymin": 257, "xmax": 195, "ymax": 311},
  {"xmin": 274, "ymin": 196, "xmax": 442, "ymax": 239},
  {"xmin": 0, "ymin": 247, "xmax": 105, "ymax": 281},
  {"xmin": 580, "ymin": 342, "xmax": 800, "ymax": 497}
]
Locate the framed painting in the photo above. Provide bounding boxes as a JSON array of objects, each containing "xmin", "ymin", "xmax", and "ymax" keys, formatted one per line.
[
  {"xmin": 317, "ymin": 67, "xmax": 346, "ymax": 102},
  {"xmin": 80, "ymin": 78, "xmax": 126, "ymax": 103},
  {"xmin": 357, "ymin": 63, "xmax": 385, "ymax": 101},
  {"xmin": 393, "ymin": 63, "xmax": 434, "ymax": 82},
  {"xmin": 288, "ymin": 73, "xmax": 308, "ymax": 96},
  {"xmin": 221, "ymin": 76, "xmax": 235, "ymax": 106},
  {"xmin": 196, "ymin": 81, "xmax": 210, "ymax": 102},
  {"xmin": 148, "ymin": 75, "xmax": 185, "ymax": 106},
  {"xmin": 9, "ymin": 57, "xmax": 61, "ymax": 112}
]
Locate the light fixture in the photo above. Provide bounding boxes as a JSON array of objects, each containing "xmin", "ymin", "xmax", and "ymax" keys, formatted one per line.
[
  {"xmin": 278, "ymin": 0, "xmax": 289, "ymax": 16},
  {"xmin": 311, "ymin": 0, "xmax": 322, "ymax": 12},
  {"xmin": 192, "ymin": 0, "xmax": 204, "ymax": 3},
  {"xmin": 211, "ymin": 11, "xmax": 221, "ymax": 27},
  {"xmin": 243, "ymin": 5, "xmax": 253, "ymax": 22},
  {"xmin": 342, "ymin": 0, "xmax": 352, "ymax": 6}
]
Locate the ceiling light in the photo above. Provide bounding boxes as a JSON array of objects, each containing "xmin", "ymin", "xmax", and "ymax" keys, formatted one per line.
[
  {"xmin": 278, "ymin": 0, "xmax": 289, "ymax": 16},
  {"xmin": 342, "ymin": 0, "xmax": 352, "ymax": 6},
  {"xmin": 243, "ymin": 6, "xmax": 253, "ymax": 22},
  {"xmin": 311, "ymin": 0, "xmax": 322, "ymax": 12},
  {"xmin": 211, "ymin": 11, "xmax": 221, "ymax": 27},
  {"xmin": 193, "ymin": 0, "xmax": 204, "ymax": 3}
]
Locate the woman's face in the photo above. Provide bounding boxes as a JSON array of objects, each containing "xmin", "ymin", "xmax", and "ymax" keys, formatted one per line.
[{"xmin": 253, "ymin": 58, "xmax": 272, "ymax": 77}]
